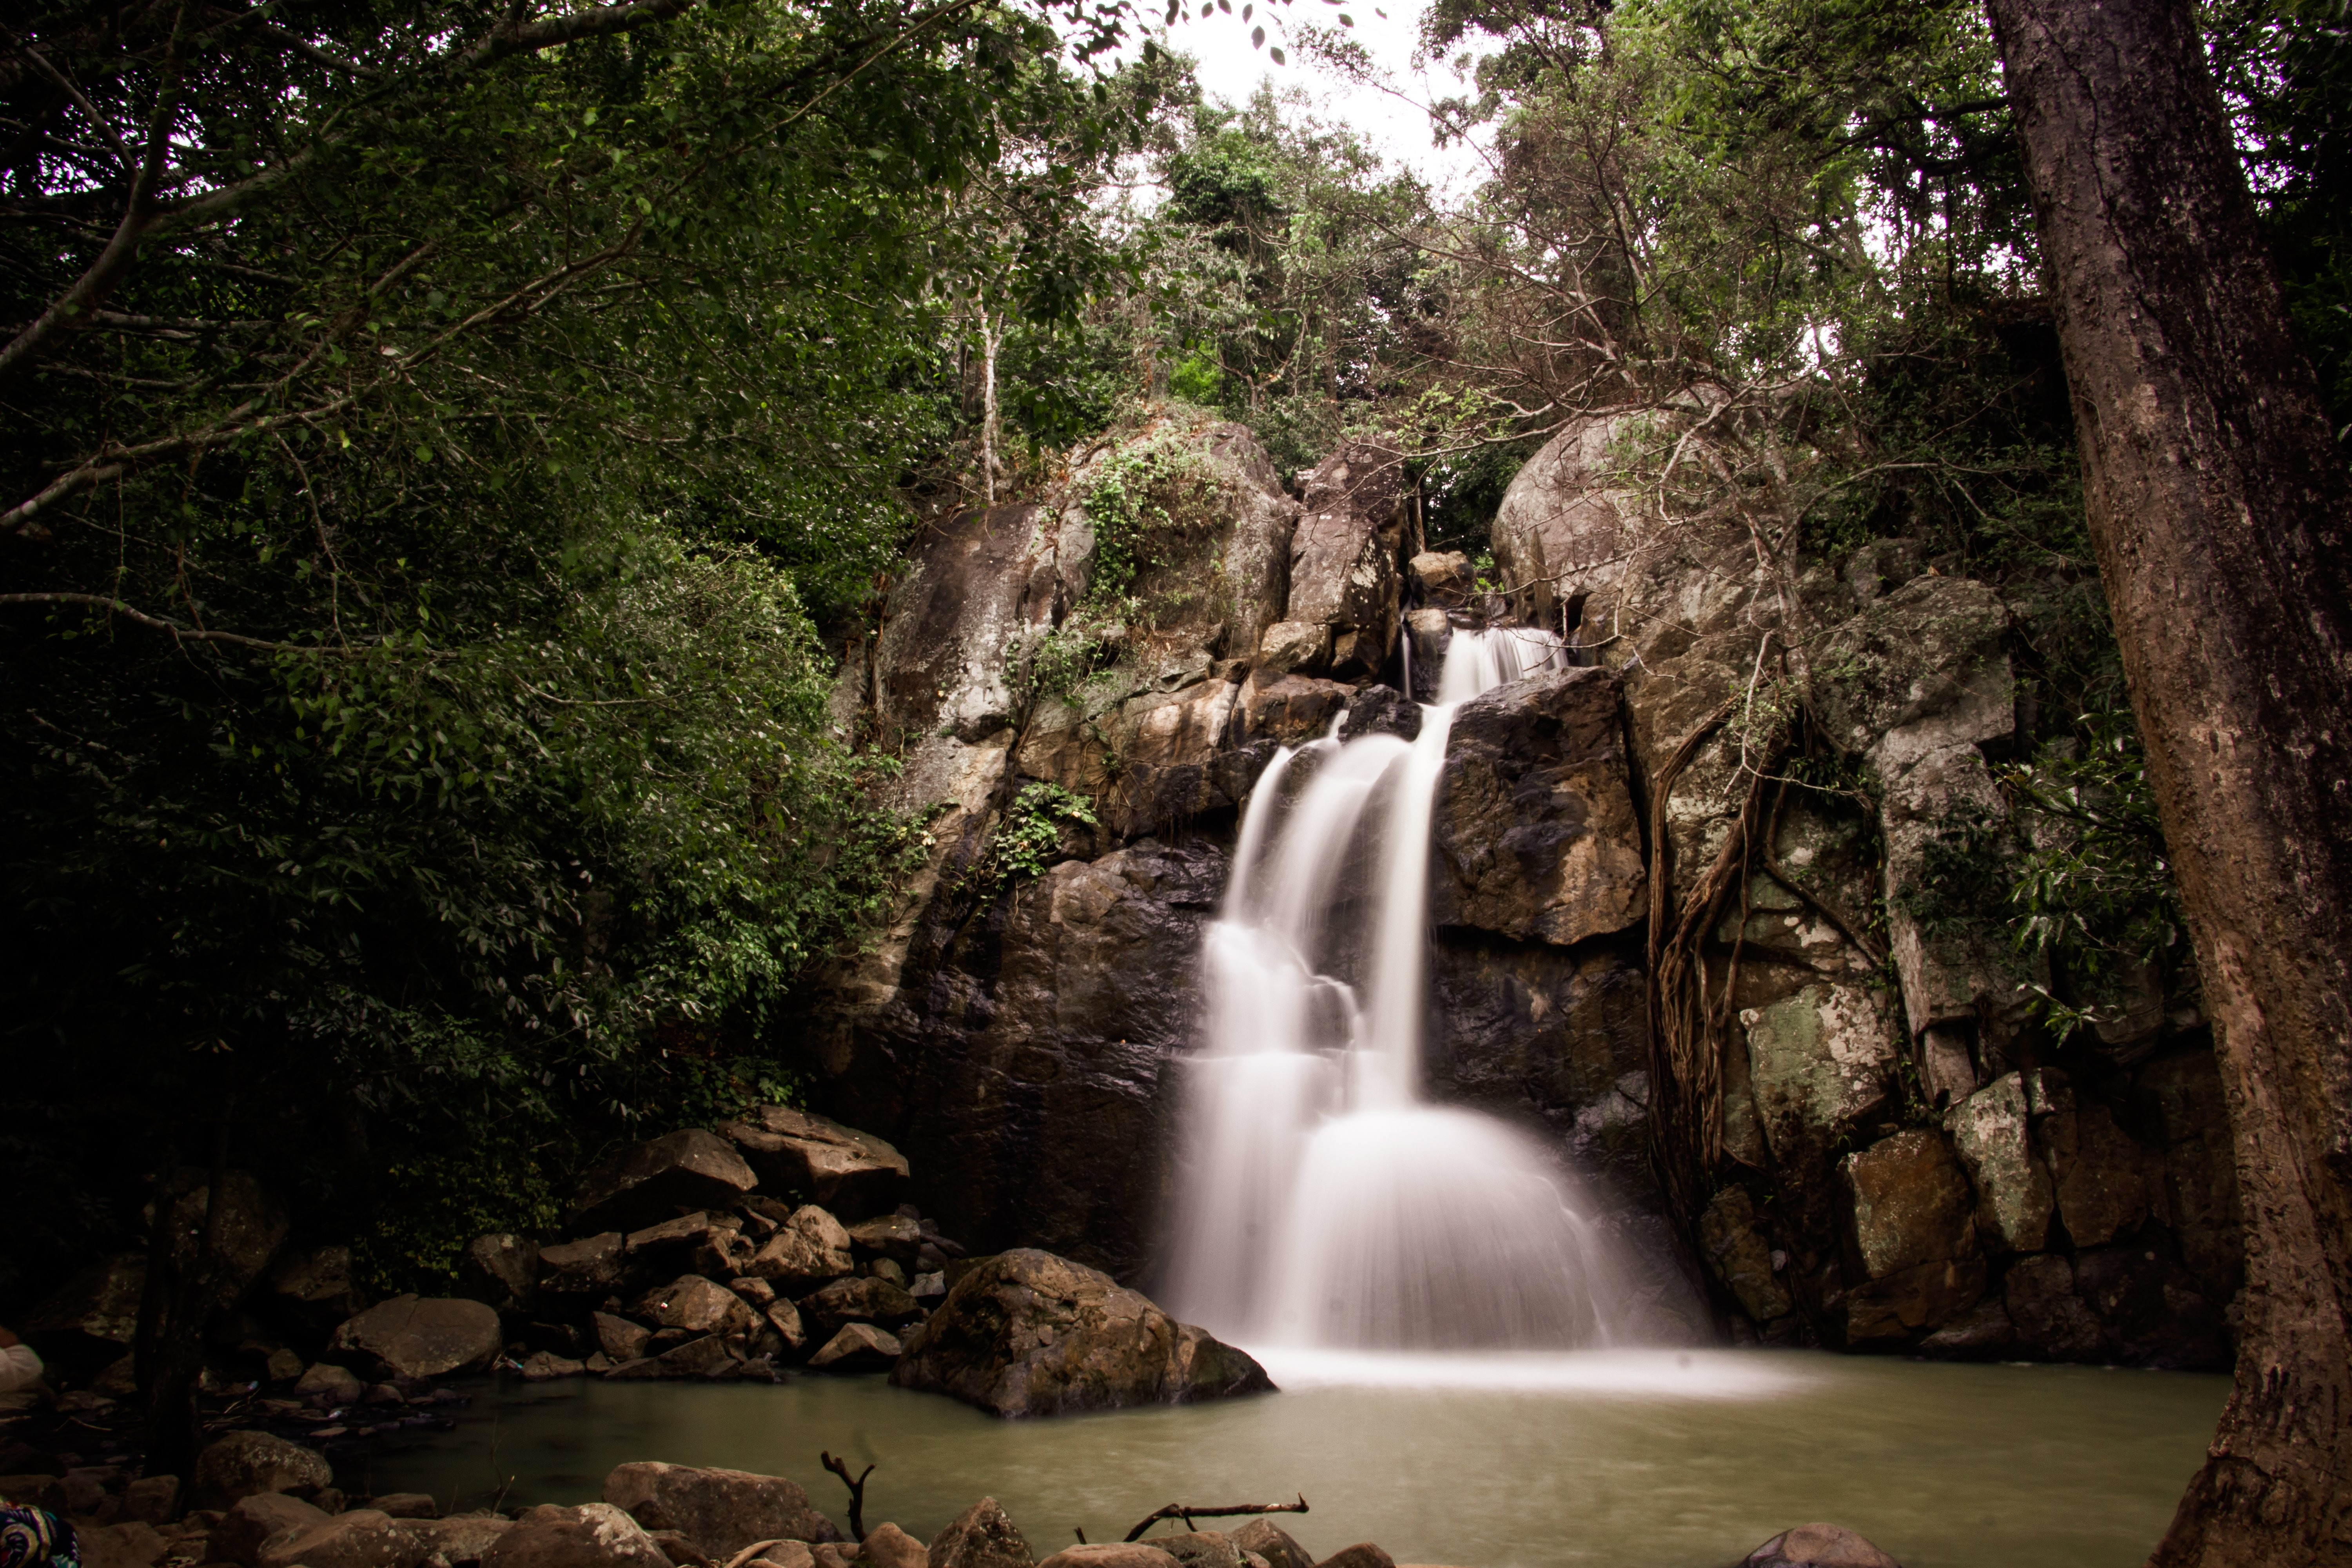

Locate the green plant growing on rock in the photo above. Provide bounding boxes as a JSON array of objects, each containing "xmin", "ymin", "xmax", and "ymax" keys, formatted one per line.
[
  {"xmin": 1079, "ymin": 434, "xmax": 1229, "ymax": 619},
  {"xmin": 978, "ymin": 783, "xmax": 1100, "ymax": 890}
]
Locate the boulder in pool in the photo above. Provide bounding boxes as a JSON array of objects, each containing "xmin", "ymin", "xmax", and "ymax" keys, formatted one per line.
[
  {"xmin": 926, "ymin": 1499, "xmax": 1033, "ymax": 1568},
  {"xmin": 1034, "ymin": 1549, "xmax": 1178, "ymax": 1568},
  {"xmin": 1310, "ymin": 1548, "xmax": 1393, "ymax": 1568},
  {"xmin": 603, "ymin": 1461, "xmax": 843, "ymax": 1558},
  {"xmin": 1736, "ymin": 1524, "xmax": 1901, "ymax": 1568},
  {"xmin": 1225, "ymin": 1524, "xmax": 1307, "ymax": 1568},
  {"xmin": 483, "ymin": 1504, "xmax": 675, "ymax": 1568},
  {"xmin": 889, "ymin": 1249, "xmax": 1273, "ymax": 1418},
  {"xmin": 329, "ymin": 1295, "xmax": 503, "ymax": 1378}
]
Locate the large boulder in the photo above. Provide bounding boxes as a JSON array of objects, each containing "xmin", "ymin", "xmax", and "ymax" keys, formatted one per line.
[
  {"xmin": 328, "ymin": 1295, "xmax": 502, "ymax": 1378},
  {"xmin": 631, "ymin": 1277, "xmax": 761, "ymax": 1339},
  {"xmin": 1284, "ymin": 439, "xmax": 1406, "ymax": 681},
  {"xmin": 721, "ymin": 1110, "xmax": 910, "ymax": 1223},
  {"xmin": 808, "ymin": 1323, "xmax": 904, "ymax": 1370},
  {"xmin": 570, "ymin": 1130, "xmax": 757, "ymax": 1234},
  {"xmin": 189, "ymin": 1431, "xmax": 332, "ymax": 1510},
  {"xmin": 217, "ymin": 1493, "xmax": 332, "ymax": 1566},
  {"xmin": 799, "ymin": 1276, "xmax": 920, "ymax": 1339},
  {"xmin": 745, "ymin": 1206, "xmax": 857, "ymax": 1288},
  {"xmin": 925, "ymin": 1499, "xmax": 1033, "ymax": 1568},
  {"xmin": 255, "ymin": 1511, "xmax": 429, "ymax": 1568},
  {"xmin": 412, "ymin": 1517, "xmax": 516, "ymax": 1567},
  {"xmin": 1736, "ymin": 1523, "xmax": 1900, "ymax": 1568},
  {"xmin": 890, "ymin": 1249, "xmax": 1273, "ymax": 1418},
  {"xmin": 1490, "ymin": 416, "xmax": 1638, "ymax": 632},
  {"xmin": 1224, "ymin": 1524, "xmax": 1307, "ymax": 1568},
  {"xmin": 1429, "ymin": 666, "xmax": 1646, "ymax": 946},
  {"xmin": 1836, "ymin": 1131, "xmax": 1982, "ymax": 1343},
  {"xmin": 602, "ymin": 1463, "xmax": 842, "ymax": 1557},
  {"xmin": 457, "ymin": 1235, "xmax": 539, "ymax": 1316},
  {"xmin": 540, "ymin": 1234, "xmax": 626, "ymax": 1297},
  {"xmin": 1944, "ymin": 1074, "xmax": 2053, "ymax": 1253},
  {"xmin": 483, "ymin": 1504, "xmax": 678, "ymax": 1568}
]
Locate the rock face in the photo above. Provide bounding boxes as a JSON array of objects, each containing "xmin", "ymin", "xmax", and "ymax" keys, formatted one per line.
[
  {"xmin": 891, "ymin": 1249, "xmax": 1273, "ymax": 1418},
  {"xmin": 603, "ymin": 1463, "xmax": 842, "ymax": 1557},
  {"xmin": 1285, "ymin": 440, "xmax": 1406, "ymax": 680},
  {"xmin": 1430, "ymin": 666, "xmax": 1646, "ymax": 946},
  {"xmin": 328, "ymin": 1296, "xmax": 503, "ymax": 1378},
  {"xmin": 571, "ymin": 1130, "xmax": 759, "ymax": 1233},
  {"xmin": 189, "ymin": 1431, "xmax": 333, "ymax": 1510}
]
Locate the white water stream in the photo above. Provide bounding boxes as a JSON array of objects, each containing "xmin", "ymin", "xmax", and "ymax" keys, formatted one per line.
[{"xmin": 1163, "ymin": 626, "xmax": 1631, "ymax": 1351}]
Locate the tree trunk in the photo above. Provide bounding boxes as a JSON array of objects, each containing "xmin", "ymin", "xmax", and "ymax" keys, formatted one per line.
[
  {"xmin": 1983, "ymin": 2, "xmax": 2352, "ymax": 1563},
  {"xmin": 979, "ymin": 307, "xmax": 1002, "ymax": 507}
]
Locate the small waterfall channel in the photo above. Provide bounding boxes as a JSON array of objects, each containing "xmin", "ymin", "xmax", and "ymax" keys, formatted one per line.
[{"xmin": 1163, "ymin": 626, "xmax": 1633, "ymax": 1352}]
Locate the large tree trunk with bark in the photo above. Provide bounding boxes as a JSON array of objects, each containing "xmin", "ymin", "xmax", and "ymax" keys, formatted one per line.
[{"xmin": 1983, "ymin": 2, "xmax": 2352, "ymax": 1563}]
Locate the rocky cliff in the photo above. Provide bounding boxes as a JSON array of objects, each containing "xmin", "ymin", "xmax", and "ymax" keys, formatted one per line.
[{"xmin": 802, "ymin": 405, "xmax": 2239, "ymax": 1367}]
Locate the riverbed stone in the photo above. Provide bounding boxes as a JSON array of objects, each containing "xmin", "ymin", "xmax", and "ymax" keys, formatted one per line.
[
  {"xmin": 456, "ymin": 1234, "xmax": 538, "ymax": 1318},
  {"xmin": 858, "ymin": 1526, "xmax": 926, "ymax": 1568},
  {"xmin": 1224, "ymin": 1524, "xmax": 1308, "ymax": 1568},
  {"xmin": 77, "ymin": 1523, "xmax": 167, "ymax": 1568},
  {"xmin": 1737, "ymin": 1523, "xmax": 1900, "ymax": 1568},
  {"xmin": 800, "ymin": 1276, "xmax": 920, "ymax": 1339},
  {"xmin": 720, "ymin": 1109, "xmax": 911, "ymax": 1222},
  {"xmin": 1944, "ymin": 1074, "xmax": 2053, "ymax": 1253},
  {"xmin": 1149, "ymin": 1535, "xmax": 1243, "ymax": 1568},
  {"xmin": 632, "ymin": 1277, "xmax": 762, "ymax": 1338},
  {"xmin": 746, "ymin": 1207, "xmax": 858, "ymax": 1288},
  {"xmin": 1312, "ymin": 1546, "xmax": 1394, "ymax": 1568},
  {"xmin": 412, "ymin": 1516, "xmax": 515, "ymax": 1567},
  {"xmin": 296, "ymin": 1360, "xmax": 366, "ymax": 1404},
  {"xmin": 890, "ymin": 1249, "xmax": 1273, "ymax": 1418},
  {"xmin": 593, "ymin": 1312, "xmax": 652, "ymax": 1362},
  {"xmin": 484, "ymin": 1504, "xmax": 677, "ymax": 1568},
  {"xmin": 539, "ymin": 1234, "xmax": 626, "ymax": 1297},
  {"xmin": 808, "ymin": 1323, "xmax": 904, "ymax": 1370},
  {"xmin": 1429, "ymin": 666, "xmax": 1645, "ymax": 946},
  {"xmin": 1034, "ymin": 1548, "xmax": 1179, "ymax": 1568},
  {"xmin": 256, "ymin": 1511, "xmax": 427, "ymax": 1568},
  {"xmin": 846, "ymin": 1216, "xmax": 924, "ymax": 1267},
  {"xmin": 218, "ymin": 1493, "xmax": 332, "ymax": 1566},
  {"xmin": 925, "ymin": 1499, "xmax": 1033, "ymax": 1568},
  {"xmin": 603, "ymin": 1463, "xmax": 842, "ymax": 1557},
  {"xmin": 571, "ymin": 1130, "xmax": 758, "ymax": 1234},
  {"xmin": 328, "ymin": 1296, "xmax": 502, "ymax": 1379},
  {"xmin": 190, "ymin": 1431, "xmax": 334, "ymax": 1510}
]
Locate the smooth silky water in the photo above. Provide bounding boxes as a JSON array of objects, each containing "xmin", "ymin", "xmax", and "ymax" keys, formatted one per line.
[
  {"xmin": 363, "ymin": 625, "xmax": 2228, "ymax": 1566},
  {"xmin": 358, "ymin": 1356, "xmax": 2227, "ymax": 1568}
]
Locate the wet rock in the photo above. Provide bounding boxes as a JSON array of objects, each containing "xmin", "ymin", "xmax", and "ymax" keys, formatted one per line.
[
  {"xmin": 412, "ymin": 1516, "xmax": 515, "ymax": 1567},
  {"xmin": 603, "ymin": 1461, "xmax": 842, "ymax": 1557},
  {"xmin": 483, "ymin": 1504, "xmax": 677, "ymax": 1568},
  {"xmin": 2072, "ymin": 1246, "xmax": 2229, "ymax": 1369},
  {"xmin": 77, "ymin": 1523, "xmax": 167, "ymax": 1568},
  {"xmin": 1408, "ymin": 550, "xmax": 1475, "ymax": 609},
  {"xmin": 456, "ymin": 1236, "xmax": 538, "ymax": 1318},
  {"xmin": 269, "ymin": 1245, "xmax": 370, "ymax": 1338},
  {"xmin": 651, "ymin": 1335, "xmax": 738, "ymax": 1377},
  {"xmin": 1698, "ymin": 1187, "xmax": 1793, "ymax": 1322},
  {"xmin": 1234, "ymin": 668, "xmax": 1351, "ymax": 747},
  {"xmin": 328, "ymin": 1296, "xmax": 502, "ymax": 1379},
  {"xmin": 746, "ymin": 1207, "xmax": 857, "ymax": 1289},
  {"xmin": 632, "ymin": 1277, "xmax": 762, "ymax": 1339},
  {"xmin": 891, "ymin": 1249, "xmax": 1273, "ymax": 1418},
  {"xmin": 721, "ymin": 1111, "xmax": 911, "ymax": 1223},
  {"xmin": 1311, "ymin": 1546, "xmax": 1394, "ymax": 1568},
  {"xmin": 571, "ymin": 1131, "xmax": 758, "ymax": 1234},
  {"xmin": 592, "ymin": 1312, "xmax": 652, "ymax": 1363},
  {"xmin": 2037, "ymin": 1102, "xmax": 2151, "ymax": 1249},
  {"xmin": 296, "ymin": 1360, "xmax": 366, "ymax": 1405},
  {"xmin": 1403, "ymin": 608, "xmax": 1452, "ymax": 702},
  {"xmin": 925, "ymin": 1498, "xmax": 1033, "ymax": 1568},
  {"xmin": 799, "ymin": 1277, "xmax": 920, "ymax": 1339},
  {"xmin": 22, "ymin": 1254, "xmax": 147, "ymax": 1375},
  {"xmin": 1225, "ymin": 1523, "xmax": 1308, "ymax": 1568},
  {"xmin": 256, "ymin": 1511, "xmax": 428, "ymax": 1568},
  {"xmin": 1944, "ymin": 1075, "xmax": 2053, "ymax": 1253},
  {"xmin": 1255, "ymin": 622, "xmax": 1332, "ymax": 677},
  {"xmin": 1915, "ymin": 1298, "xmax": 2018, "ymax": 1360},
  {"xmin": 809, "ymin": 1323, "xmax": 905, "ymax": 1370},
  {"xmin": 846, "ymin": 1216, "xmax": 923, "ymax": 1268},
  {"xmin": 521, "ymin": 1350, "xmax": 586, "ymax": 1380},
  {"xmin": 539, "ymin": 1234, "xmax": 627, "ymax": 1298},
  {"xmin": 218, "ymin": 1494, "xmax": 332, "ymax": 1566},
  {"xmin": 1736, "ymin": 1523, "xmax": 1900, "ymax": 1568},
  {"xmin": 1430, "ymin": 666, "xmax": 1645, "ymax": 946},
  {"xmin": 1338, "ymin": 684, "xmax": 1421, "ymax": 742},
  {"xmin": 190, "ymin": 1432, "xmax": 333, "ymax": 1510},
  {"xmin": 765, "ymin": 1300, "xmax": 809, "ymax": 1352},
  {"xmin": 2003, "ymin": 1254, "xmax": 2109, "ymax": 1361},
  {"xmin": 1033, "ymin": 1548, "xmax": 1178, "ymax": 1568},
  {"xmin": 1149, "ymin": 1535, "xmax": 1241, "ymax": 1568},
  {"xmin": 1841, "ymin": 1131, "xmax": 1976, "ymax": 1279},
  {"xmin": 372, "ymin": 1496, "xmax": 439, "ymax": 1521},
  {"xmin": 859, "ymin": 1525, "xmax": 927, "ymax": 1568}
]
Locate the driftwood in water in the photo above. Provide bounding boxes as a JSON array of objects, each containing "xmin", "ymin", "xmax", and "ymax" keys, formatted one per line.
[
  {"xmin": 1123, "ymin": 1497, "xmax": 1309, "ymax": 1542},
  {"xmin": 821, "ymin": 1451, "xmax": 874, "ymax": 1541}
]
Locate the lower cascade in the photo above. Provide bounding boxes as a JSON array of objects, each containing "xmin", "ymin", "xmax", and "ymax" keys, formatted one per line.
[{"xmin": 1163, "ymin": 626, "xmax": 1635, "ymax": 1351}]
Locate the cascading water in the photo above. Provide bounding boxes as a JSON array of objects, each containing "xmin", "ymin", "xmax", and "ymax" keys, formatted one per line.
[{"xmin": 1163, "ymin": 624, "xmax": 1631, "ymax": 1353}]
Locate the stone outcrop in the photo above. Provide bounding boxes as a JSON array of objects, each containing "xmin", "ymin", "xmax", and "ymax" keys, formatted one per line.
[
  {"xmin": 1284, "ymin": 440, "xmax": 1406, "ymax": 680},
  {"xmin": 719, "ymin": 1109, "xmax": 910, "ymax": 1221},
  {"xmin": 890, "ymin": 1249, "xmax": 1272, "ymax": 1417},
  {"xmin": 570, "ymin": 1130, "xmax": 759, "ymax": 1233}
]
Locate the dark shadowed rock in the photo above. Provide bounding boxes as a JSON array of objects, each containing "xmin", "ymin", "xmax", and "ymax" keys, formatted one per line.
[
  {"xmin": 1233, "ymin": 668, "xmax": 1350, "ymax": 746},
  {"xmin": 1338, "ymin": 684, "xmax": 1420, "ymax": 741},
  {"xmin": 2003, "ymin": 1254, "xmax": 2109, "ymax": 1361},
  {"xmin": 539, "ymin": 1234, "xmax": 626, "ymax": 1297},
  {"xmin": 721, "ymin": 1110, "xmax": 911, "ymax": 1222},
  {"xmin": 1312, "ymin": 1546, "xmax": 1395, "ymax": 1568},
  {"xmin": 571, "ymin": 1130, "xmax": 758, "ymax": 1234},
  {"xmin": 218, "ymin": 1493, "xmax": 332, "ymax": 1566},
  {"xmin": 77, "ymin": 1523, "xmax": 169, "ymax": 1568},
  {"xmin": 1735, "ymin": 1523, "xmax": 1900, "ymax": 1567},
  {"xmin": 890, "ymin": 1249, "xmax": 1272, "ymax": 1419},
  {"xmin": 593, "ymin": 1311, "xmax": 652, "ymax": 1362},
  {"xmin": 745, "ymin": 1206, "xmax": 857, "ymax": 1288},
  {"xmin": 1430, "ymin": 666, "xmax": 1645, "ymax": 946},
  {"xmin": 413, "ymin": 1517, "xmax": 515, "ymax": 1567},
  {"xmin": 846, "ymin": 1215, "xmax": 923, "ymax": 1267},
  {"xmin": 269, "ymin": 1245, "xmax": 370, "ymax": 1339},
  {"xmin": 604, "ymin": 1463, "xmax": 841, "ymax": 1557},
  {"xmin": 1836, "ymin": 1130, "xmax": 1982, "ymax": 1343},
  {"xmin": 483, "ymin": 1504, "xmax": 677, "ymax": 1568},
  {"xmin": 190, "ymin": 1431, "xmax": 333, "ymax": 1510},
  {"xmin": 255, "ymin": 1511, "xmax": 428, "ymax": 1568},
  {"xmin": 808, "ymin": 1323, "xmax": 904, "ymax": 1370},
  {"xmin": 632, "ymin": 1276, "xmax": 760, "ymax": 1338},
  {"xmin": 457, "ymin": 1235, "xmax": 538, "ymax": 1317},
  {"xmin": 926, "ymin": 1499, "xmax": 1033, "ymax": 1568},
  {"xmin": 1225, "ymin": 1524, "xmax": 1308, "ymax": 1568},
  {"xmin": 328, "ymin": 1296, "xmax": 502, "ymax": 1378},
  {"xmin": 1149, "ymin": 1534, "xmax": 1241, "ymax": 1568},
  {"xmin": 799, "ymin": 1276, "xmax": 920, "ymax": 1339},
  {"xmin": 1034, "ymin": 1548, "xmax": 1178, "ymax": 1568},
  {"xmin": 22, "ymin": 1253, "xmax": 147, "ymax": 1376}
]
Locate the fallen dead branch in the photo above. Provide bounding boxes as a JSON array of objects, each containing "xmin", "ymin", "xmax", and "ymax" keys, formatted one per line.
[{"xmin": 1123, "ymin": 1497, "xmax": 1309, "ymax": 1542}]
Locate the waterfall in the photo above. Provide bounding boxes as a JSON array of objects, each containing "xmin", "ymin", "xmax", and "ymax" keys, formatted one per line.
[{"xmin": 1163, "ymin": 627, "xmax": 1630, "ymax": 1352}]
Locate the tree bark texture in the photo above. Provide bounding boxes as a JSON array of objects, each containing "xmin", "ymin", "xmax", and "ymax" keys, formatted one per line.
[{"xmin": 1984, "ymin": 2, "xmax": 2352, "ymax": 1563}]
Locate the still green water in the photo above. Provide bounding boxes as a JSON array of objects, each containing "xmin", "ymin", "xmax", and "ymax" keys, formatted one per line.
[{"xmin": 354, "ymin": 1350, "xmax": 2225, "ymax": 1568}]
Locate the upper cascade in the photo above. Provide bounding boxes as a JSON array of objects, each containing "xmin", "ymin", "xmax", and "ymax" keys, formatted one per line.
[{"xmin": 1161, "ymin": 630, "xmax": 1633, "ymax": 1351}]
